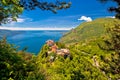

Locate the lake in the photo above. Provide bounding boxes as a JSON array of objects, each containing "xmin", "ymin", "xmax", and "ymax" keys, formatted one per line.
[{"xmin": 4, "ymin": 30, "xmax": 68, "ymax": 55}]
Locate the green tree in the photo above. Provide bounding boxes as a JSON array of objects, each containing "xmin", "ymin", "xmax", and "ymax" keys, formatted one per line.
[
  {"xmin": 0, "ymin": 37, "xmax": 45, "ymax": 80},
  {"xmin": 99, "ymin": 0, "xmax": 120, "ymax": 19},
  {"xmin": 106, "ymin": 23, "xmax": 120, "ymax": 54},
  {"xmin": 0, "ymin": 0, "xmax": 23, "ymax": 24},
  {"xmin": 0, "ymin": 0, "xmax": 71, "ymax": 24}
]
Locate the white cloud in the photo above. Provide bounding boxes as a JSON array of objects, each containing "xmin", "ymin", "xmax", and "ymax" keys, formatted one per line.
[
  {"xmin": 78, "ymin": 16, "xmax": 92, "ymax": 22},
  {"xmin": 6, "ymin": 17, "xmax": 33, "ymax": 26},
  {"xmin": 106, "ymin": 16, "xmax": 115, "ymax": 18},
  {"xmin": 17, "ymin": 18, "xmax": 25, "ymax": 23},
  {"xmin": 8, "ymin": 17, "xmax": 32, "ymax": 23},
  {"xmin": 6, "ymin": 18, "xmax": 25, "ymax": 26},
  {"xmin": 8, "ymin": 18, "xmax": 25, "ymax": 23}
]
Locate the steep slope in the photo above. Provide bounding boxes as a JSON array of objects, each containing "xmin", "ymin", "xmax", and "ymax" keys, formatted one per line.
[
  {"xmin": 60, "ymin": 18, "xmax": 120, "ymax": 45},
  {"xmin": 36, "ymin": 18, "xmax": 120, "ymax": 80}
]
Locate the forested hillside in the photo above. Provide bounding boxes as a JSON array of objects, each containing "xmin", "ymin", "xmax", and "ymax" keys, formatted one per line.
[
  {"xmin": 0, "ymin": 38, "xmax": 44, "ymax": 80},
  {"xmin": 1, "ymin": 0, "xmax": 120, "ymax": 80},
  {"xmin": 36, "ymin": 18, "xmax": 120, "ymax": 80},
  {"xmin": 0, "ymin": 18, "xmax": 120, "ymax": 80},
  {"xmin": 60, "ymin": 18, "xmax": 119, "ymax": 45}
]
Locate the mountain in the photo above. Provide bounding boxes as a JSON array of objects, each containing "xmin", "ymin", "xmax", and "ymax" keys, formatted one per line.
[
  {"xmin": 60, "ymin": 18, "xmax": 120, "ymax": 45},
  {"xmin": 36, "ymin": 18, "xmax": 120, "ymax": 80}
]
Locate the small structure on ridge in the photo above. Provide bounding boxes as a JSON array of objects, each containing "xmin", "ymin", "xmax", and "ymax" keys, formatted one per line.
[{"xmin": 45, "ymin": 40, "xmax": 70, "ymax": 61}]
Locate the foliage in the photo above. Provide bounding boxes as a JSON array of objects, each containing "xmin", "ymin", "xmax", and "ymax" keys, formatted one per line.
[
  {"xmin": 36, "ymin": 18, "xmax": 120, "ymax": 80},
  {"xmin": 98, "ymin": 20, "xmax": 120, "ymax": 53},
  {"xmin": 19, "ymin": 0, "xmax": 71, "ymax": 13},
  {"xmin": 0, "ymin": 37, "xmax": 45, "ymax": 80},
  {"xmin": 1, "ymin": 0, "xmax": 120, "ymax": 24},
  {"xmin": 1, "ymin": 0, "xmax": 120, "ymax": 79},
  {"xmin": 106, "ymin": 22, "xmax": 120, "ymax": 53},
  {"xmin": 99, "ymin": 0, "xmax": 120, "ymax": 19},
  {"xmin": 37, "ymin": 39, "xmax": 112, "ymax": 80},
  {"xmin": 0, "ymin": 0, "xmax": 71, "ymax": 24},
  {"xmin": 0, "ymin": 17, "xmax": 120, "ymax": 80},
  {"xmin": 55, "ymin": 42, "xmax": 66, "ymax": 48},
  {"xmin": 60, "ymin": 18, "xmax": 120, "ymax": 45},
  {"xmin": 37, "ymin": 40, "xmax": 120, "ymax": 80},
  {"xmin": 0, "ymin": 0, "xmax": 23, "ymax": 24}
]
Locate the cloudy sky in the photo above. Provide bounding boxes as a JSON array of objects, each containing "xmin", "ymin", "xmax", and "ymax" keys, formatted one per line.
[{"xmin": 1, "ymin": 0, "xmax": 116, "ymax": 30}]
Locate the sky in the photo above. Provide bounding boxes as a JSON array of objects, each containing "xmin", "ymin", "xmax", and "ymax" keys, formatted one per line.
[{"xmin": 1, "ymin": 0, "xmax": 117, "ymax": 30}]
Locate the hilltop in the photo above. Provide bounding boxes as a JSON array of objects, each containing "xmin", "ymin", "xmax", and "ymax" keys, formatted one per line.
[{"xmin": 60, "ymin": 18, "xmax": 120, "ymax": 45}]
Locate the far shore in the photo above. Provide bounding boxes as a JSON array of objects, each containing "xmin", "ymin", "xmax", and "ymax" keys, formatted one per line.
[{"xmin": 0, "ymin": 27, "xmax": 73, "ymax": 31}]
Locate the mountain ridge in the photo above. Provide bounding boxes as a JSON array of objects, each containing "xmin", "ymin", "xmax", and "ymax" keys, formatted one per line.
[{"xmin": 60, "ymin": 18, "xmax": 119, "ymax": 45}]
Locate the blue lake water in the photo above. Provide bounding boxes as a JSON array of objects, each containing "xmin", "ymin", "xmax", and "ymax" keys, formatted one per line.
[{"xmin": 5, "ymin": 30, "xmax": 68, "ymax": 55}]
